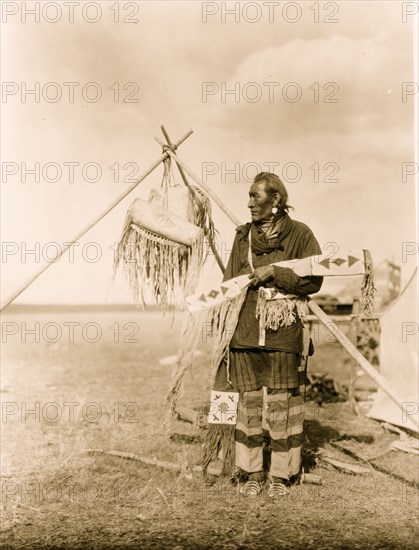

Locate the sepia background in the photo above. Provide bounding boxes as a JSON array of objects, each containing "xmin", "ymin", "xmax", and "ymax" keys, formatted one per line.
[
  {"xmin": 1, "ymin": 0, "xmax": 417, "ymax": 304},
  {"xmin": 1, "ymin": 2, "xmax": 418, "ymax": 549}
]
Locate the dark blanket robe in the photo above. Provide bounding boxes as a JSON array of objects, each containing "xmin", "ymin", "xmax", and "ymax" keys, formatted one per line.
[{"xmin": 224, "ymin": 213, "xmax": 323, "ymax": 353}]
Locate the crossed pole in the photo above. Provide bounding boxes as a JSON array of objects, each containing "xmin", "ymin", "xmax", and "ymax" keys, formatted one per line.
[
  {"xmin": 0, "ymin": 128, "xmax": 193, "ymax": 311},
  {"xmin": 154, "ymin": 139, "xmax": 417, "ymax": 429},
  {"xmin": 1, "ymin": 126, "xmax": 416, "ymax": 429}
]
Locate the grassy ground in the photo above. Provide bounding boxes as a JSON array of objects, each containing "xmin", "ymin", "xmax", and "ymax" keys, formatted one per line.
[{"xmin": 1, "ymin": 309, "xmax": 418, "ymax": 549}]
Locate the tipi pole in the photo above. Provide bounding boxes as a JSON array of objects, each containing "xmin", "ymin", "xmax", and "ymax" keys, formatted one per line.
[
  {"xmin": 1, "ymin": 129, "xmax": 194, "ymax": 311},
  {"xmin": 160, "ymin": 126, "xmax": 226, "ymax": 274},
  {"xmin": 308, "ymin": 300, "xmax": 418, "ymax": 429},
  {"xmin": 154, "ymin": 136, "xmax": 242, "ymax": 227},
  {"xmin": 152, "ymin": 145, "xmax": 415, "ymax": 428}
]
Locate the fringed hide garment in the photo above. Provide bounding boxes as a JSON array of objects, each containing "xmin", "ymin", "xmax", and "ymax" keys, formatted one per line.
[
  {"xmin": 113, "ymin": 176, "xmax": 213, "ymax": 309},
  {"xmin": 164, "ymin": 249, "xmax": 376, "ymax": 427}
]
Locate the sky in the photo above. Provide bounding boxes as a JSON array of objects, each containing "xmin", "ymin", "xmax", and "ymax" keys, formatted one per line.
[{"xmin": 1, "ymin": 0, "xmax": 417, "ymax": 304}]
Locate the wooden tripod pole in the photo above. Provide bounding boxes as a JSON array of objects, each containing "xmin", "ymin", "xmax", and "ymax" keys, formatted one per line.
[
  {"xmin": 160, "ymin": 125, "xmax": 226, "ymax": 274},
  {"xmin": 151, "ymin": 144, "xmax": 416, "ymax": 429},
  {"xmin": 154, "ymin": 136, "xmax": 242, "ymax": 227},
  {"xmin": 1, "ymin": 130, "xmax": 193, "ymax": 311},
  {"xmin": 308, "ymin": 300, "xmax": 418, "ymax": 430}
]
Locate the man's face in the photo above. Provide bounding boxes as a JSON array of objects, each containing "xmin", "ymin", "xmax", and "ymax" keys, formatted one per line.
[{"xmin": 248, "ymin": 181, "xmax": 275, "ymax": 222}]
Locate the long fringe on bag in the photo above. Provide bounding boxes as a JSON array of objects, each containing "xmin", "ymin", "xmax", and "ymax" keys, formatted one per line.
[
  {"xmin": 202, "ymin": 424, "xmax": 235, "ymax": 476},
  {"xmin": 114, "ymin": 213, "xmax": 204, "ymax": 309},
  {"xmin": 255, "ymin": 289, "xmax": 309, "ymax": 347},
  {"xmin": 256, "ymin": 290, "xmax": 309, "ymax": 329},
  {"xmin": 163, "ymin": 288, "xmax": 248, "ymax": 428}
]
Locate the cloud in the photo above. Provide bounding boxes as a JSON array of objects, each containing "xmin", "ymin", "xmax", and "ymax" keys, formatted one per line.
[
  {"xmin": 207, "ymin": 33, "xmax": 412, "ymax": 142},
  {"xmin": 1, "ymin": 2, "xmax": 416, "ymax": 303}
]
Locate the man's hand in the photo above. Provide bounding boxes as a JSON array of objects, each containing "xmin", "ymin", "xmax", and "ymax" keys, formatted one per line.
[{"xmin": 248, "ymin": 265, "xmax": 274, "ymax": 287}]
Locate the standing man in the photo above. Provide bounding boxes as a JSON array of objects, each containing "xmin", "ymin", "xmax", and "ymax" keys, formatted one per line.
[{"xmin": 214, "ymin": 172, "xmax": 323, "ymax": 498}]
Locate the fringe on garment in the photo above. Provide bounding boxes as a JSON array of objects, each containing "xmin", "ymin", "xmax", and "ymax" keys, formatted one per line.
[
  {"xmin": 255, "ymin": 289, "xmax": 309, "ymax": 331},
  {"xmin": 190, "ymin": 186, "xmax": 217, "ymax": 258},
  {"xmin": 361, "ymin": 250, "xmax": 376, "ymax": 316},
  {"xmin": 202, "ymin": 424, "xmax": 235, "ymax": 476},
  {"xmin": 113, "ymin": 212, "xmax": 204, "ymax": 309},
  {"xmin": 163, "ymin": 289, "xmax": 248, "ymax": 429}
]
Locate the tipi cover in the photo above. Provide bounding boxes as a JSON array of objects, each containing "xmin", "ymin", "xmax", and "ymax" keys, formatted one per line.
[{"xmin": 367, "ymin": 269, "xmax": 418, "ymax": 433}]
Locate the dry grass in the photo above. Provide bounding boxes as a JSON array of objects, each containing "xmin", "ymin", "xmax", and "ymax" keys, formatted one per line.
[{"xmin": 1, "ymin": 309, "xmax": 418, "ymax": 549}]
